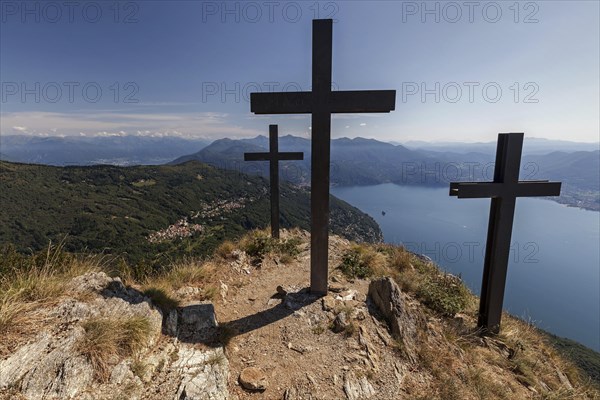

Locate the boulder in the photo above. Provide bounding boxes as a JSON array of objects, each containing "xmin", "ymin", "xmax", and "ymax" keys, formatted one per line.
[
  {"xmin": 174, "ymin": 347, "xmax": 229, "ymax": 400},
  {"xmin": 368, "ymin": 277, "xmax": 421, "ymax": 363},
  {"xmin": 332, "ymin": 312, "xmax": 351, "ymax": 333},
  {"xmin": 0, "ymin": 331, "xmax": 94, "ymax": 399},
  {"xmin": 239, "ymin": 367, "xmax": 268, "ymax": 391},
  {"xmin": 322, "ymin": 295, "xmax": 337, "ymax": 312}
]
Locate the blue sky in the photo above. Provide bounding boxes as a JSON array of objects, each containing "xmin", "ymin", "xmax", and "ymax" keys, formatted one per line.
[{"xmin": 1, "ymin": 0, "xmax": 598, "ymax": 143}]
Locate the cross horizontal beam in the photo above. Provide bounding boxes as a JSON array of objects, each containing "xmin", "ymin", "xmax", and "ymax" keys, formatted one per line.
[
  {"xmin": 244, "ymin": 152, "xmax": 304, "ymax": 162},
  {"xmin": 329, "ymin": 90, "xmax": 396, "ymax": 113},
  {"xmin": 450, "ymin": 181, "xmax": 562, "ymax": 198},
  {"xmin": 250, "ymin": 90, "xmax": 396, "ymax": 114},
  {"xmin": 251, "ymin": 92, "xmax": 312, "ymax": 114}
]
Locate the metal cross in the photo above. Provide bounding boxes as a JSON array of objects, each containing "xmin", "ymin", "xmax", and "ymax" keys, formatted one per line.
[
  {"xmin": 450, "ymin": 132, "xmax": 561, "ymax": 334},
  {"xmin": 244, "ymin": 124, "xmax": 303, "ymax": 239},
  {"xmin": 250, "ymin": 19, "xmax": 396, "ymax": 294}
]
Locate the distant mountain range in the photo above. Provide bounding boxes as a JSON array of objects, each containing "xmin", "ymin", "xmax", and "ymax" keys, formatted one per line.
[
  {"xmin": 0, "ymin": 135, "xmax": 210, "ymax": 166},
  {"xmin": 400, "ymin": 138, "xmax": 599, "ymax": 155},
  {"xmin": 171, "ymin": 136, "xmax": 442, "ymax": 186},
  {"xmin": 2, "ymin": 134, "xmax": 597, "ymax": 210},
  {"xmin": 172, "ymin": 135, "xmax": 600, "ymax": 211}
]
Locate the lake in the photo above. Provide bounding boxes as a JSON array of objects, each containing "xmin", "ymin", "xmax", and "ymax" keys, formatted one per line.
[{"xmin": 331, "ymin": 184, "xmax": 600, "ymax": 351}]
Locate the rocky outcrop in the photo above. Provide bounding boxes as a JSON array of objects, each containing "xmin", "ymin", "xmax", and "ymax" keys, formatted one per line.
[
  {"xmin": 343, "ymin": 371, "xmax": 376, "ymax": 400},
  {"xmin": 368, "ymin": 277, "xmax": 422, "ymax": 363},
  {"xmin": 0, "ymin": 272, "xmax": 229, "ymax": 400},
  {"xmin": 174, "ymin": 347, "xmax": 229, "ymax": 400},
  {"xmin": 2, "ymin": 232, "xmax": 593, "ymax": 400},
  {"xmin": 0, "ymin": 331, "xmax": 94, "ymax": 400}
]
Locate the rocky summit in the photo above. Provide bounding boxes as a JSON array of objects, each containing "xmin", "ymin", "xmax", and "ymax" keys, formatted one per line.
[{"xmin": 1, "ymin": 229, "xmax": 598, "ymax": 399}]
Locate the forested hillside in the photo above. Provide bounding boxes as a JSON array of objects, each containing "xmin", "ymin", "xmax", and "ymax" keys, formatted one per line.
[{"xmin": 0, "ymin": 161, "xmax": 382, "ymax": 270}]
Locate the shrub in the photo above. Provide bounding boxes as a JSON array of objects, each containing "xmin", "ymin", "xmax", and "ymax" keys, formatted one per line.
[
  {"xmin": 139, "ymin": 259, "xmax": 216, "ymax": 308},
  {"xmin": 338, "ymin": 244, "xmax": 387, "ymax": 279},
  {"xmin": 242, "ymin": 231, "xmax": 275, "ymax": 260},
  {"xmin": 386, "ymin": 245, "xmax": 413, "ymax": 272},
  {"xmin": 141, "ymin": 259, "xmax": 211, "ymax": 292},
  {"xmin": 418, "ymin": 273, "xmax": 470, "ymax": 317},
  {"xmin": 240, "ymin": 230, "xmax": 302, "ymax": 263},
  {"xmin": 278, "ymin": 237, "xmax": 302, "ymax": 258}
]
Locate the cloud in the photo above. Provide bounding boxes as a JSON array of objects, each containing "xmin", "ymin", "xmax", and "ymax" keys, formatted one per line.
[
  {"xmin": 1, "ymin": 111, "xmax": 262, "ymax": 139},
  {"xmin": 332, "ymin": 114, "xmax": 382, "ymax": 120},
  {"xmin": 360, "ymin": 123, "xmax": 367, "ymax": 126}
]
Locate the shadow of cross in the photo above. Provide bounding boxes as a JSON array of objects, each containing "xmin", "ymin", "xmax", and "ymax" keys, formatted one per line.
[
  {"xmin": 244, "ymin": 124, "xmax": 303, "ymax": 239},
  {"xmin": 450, "ymin": 132, "xmax": 562, "ymax": 334},
  {"xmin": 173, "ymin": 289, "xmax": 320, "ymax": 347},
  {"xmin": 222, "ymin": 289, "xmax": 320, "ymax": 339},
  {"xmin": 250, "ymin": 19, "xmax": 396, "ymax": 294}
]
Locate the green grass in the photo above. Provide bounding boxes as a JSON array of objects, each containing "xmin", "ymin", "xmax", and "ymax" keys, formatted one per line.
[{"xmin": 338, "ymin": 242, "xmax": 470, "ymax": 317}]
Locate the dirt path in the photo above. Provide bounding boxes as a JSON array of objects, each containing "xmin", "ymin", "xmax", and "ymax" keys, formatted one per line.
[{"xmin": 212, "ymin": 231, "xmax": 405, "ymax": 400}]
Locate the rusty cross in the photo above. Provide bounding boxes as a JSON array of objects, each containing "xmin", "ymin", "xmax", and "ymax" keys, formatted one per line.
[
  {"xmin": 250, "ymin": 19, "xmax": 396, "ymax": 294},
  {"xmin": 244, "ymin": 124, "xmax": 303, "ymax": 239},
  {"xmin": 450, "ymin": 132, "xmax": 561, "ymax": 334}
]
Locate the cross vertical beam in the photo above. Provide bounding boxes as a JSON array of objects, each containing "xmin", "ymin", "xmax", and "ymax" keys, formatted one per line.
[
  {"xmin": 480, "ymin": 134, "xmax": 521, "ymax": 332},
  {"xmin": 269, "ymin": 125, "xmax": 281, "ymax": 239},
  {"xmin": 310, "ymin": 19, "xmax": 333, "ymax": 294},
  {"xmin": 450, "ymin": 133, "xmax": 561, "ymax": 334},
  {"xmin": 250, "ymin": 19, "xmax": 396, "ymax": 294},
  {"xmin": 244, "ymin": 125, "xmax": 303, "ymax": 239}
]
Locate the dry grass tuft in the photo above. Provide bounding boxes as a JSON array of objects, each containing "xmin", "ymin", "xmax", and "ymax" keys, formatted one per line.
[
  {"xmin": 205, "ymin": 351, "xmax": 226, "ymax": 366},
  {"xmin": 77, "ymin": 315, "xmax": 152, "ymax": 381},
  {"xmin": 139, "ymin": 258, "xmax": 217, "ymax": 309},
  {"xmin": 0, "ymin": 243, "xmax": 105, "ymax": 355},
  {"xmin": 215, "ymin": 240, "xmax": 236, "ymax": 260}
]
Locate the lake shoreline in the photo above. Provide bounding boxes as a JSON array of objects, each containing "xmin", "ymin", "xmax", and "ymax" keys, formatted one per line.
[
  {"xmin": 332, "ymin": 183, "xmax": 600, "ymax": 352},
  {"xmin": 331, "ymin": 182, "xmax": 599, "ymax": 213}
]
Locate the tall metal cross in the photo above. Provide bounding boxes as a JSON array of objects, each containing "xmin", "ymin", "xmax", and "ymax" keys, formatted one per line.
[
  {"xmin": 244, "ymin": 124, "xmax": 303, "ymax": 239},
  {"xmin": 450, "ymin": 132, "xmax": 561, "ymax": 334},
  {"xmin": 250, "ymin": 19, "xmax": 396, "ymax": 294}
]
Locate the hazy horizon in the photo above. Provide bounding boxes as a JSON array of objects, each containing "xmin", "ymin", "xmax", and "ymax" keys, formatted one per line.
[{"xmin": 2, "ymin": 132, "xmax": 599, "ymax": 146}]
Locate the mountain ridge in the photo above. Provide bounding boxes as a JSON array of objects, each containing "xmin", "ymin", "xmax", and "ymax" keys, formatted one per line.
[{"xmin": 171, "ymin": 135, "xmax": 600, "ymax": 211}]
